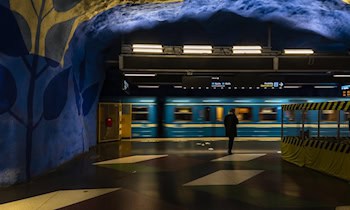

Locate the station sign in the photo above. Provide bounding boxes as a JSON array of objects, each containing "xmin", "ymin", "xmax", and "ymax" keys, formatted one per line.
[
  {"xmin": 182, "ymin": 76, "xmax": 284, "ymax": 89},
  {"xmin": 260, "ymin": 82, "xmax": 284, "ymax": 89}
]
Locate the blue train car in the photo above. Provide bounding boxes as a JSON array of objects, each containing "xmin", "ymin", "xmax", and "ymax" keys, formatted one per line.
[
  {"xmin": 120, "ymin": 97, "xmax": 350, "ymax": 138},
  {"xmin": 164, "ymin": 97, "xmax": 284, "ymax": 138},
  {"xmin": 121, "ymin": 97, "xmax": 158, "ymax": 138},
  {"xmin": 163, "ymin": 97, "xmax": 350, "ymax": 138}
]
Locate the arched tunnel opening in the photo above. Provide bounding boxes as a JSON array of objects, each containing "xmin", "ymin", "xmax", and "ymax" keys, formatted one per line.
[{"xmin": 0, "ymin": 0, "xmax": 350, "ymax": 187}]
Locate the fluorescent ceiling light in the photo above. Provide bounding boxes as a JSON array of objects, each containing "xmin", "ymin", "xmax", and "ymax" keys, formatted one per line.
[
  {"xmin": 174, "ymin": 85, "xmax": 183, "ymax": 89},
  {"xmin": 133, "ymin": 48, "xmax": 163, "ymax": 53},
  {"xmin": 265, "ymin": 100, "xmax": 283, "ymax": 103},
  {"xmin": 284, "ymin": 49, "xmax": 314, "ymax": 54},
  {"xmin": 234, "ymin": 100, "xmax": 251, "ymax": 103},
  {"xmin": 203, "ymin": 100, "xmax": 220, "ymax": 102},
  {"xmin": 172, "ymin": 100, "xmax": 190, "ymax": 102},
  {"xmin": 183, "ymin": 45, "xmax": 212, "ymax": 50},
  {"xmin": 125, "ymin": 73, "xmax": 156, "ymax": 77},
  {"xmin": 233, "ymin": 46, "xmax": 262, "ymax": 50},
  {"xmin": 138, "ymin": 85, "xmax": 159, "ymax": 88},
  {"xmin": 133, "ymin": 44, "xmax": 162, "ymax": 49},
  {"xmin": 233, "ymin": 46, "xmax": 262, "ymax": 54},
  {"xmin": 139, "ymin": 100, "xmax": 154, "ymax": 102},
  {"xmin": 183, "ymin": 45, "xmax": 212, "ymax": 54},
  {"xmin": 183, "ymin": 49, "xmax": 212, "ymax": 54},
  {"xmin": 132, "ymin": 44, "xmax": 163, "ymax": 53},
  {"xmin": 314, "ymin": 86, "xmax": 337, "ymax": 89},
  {"xmin": 333, "ymin": 75, "xmax": 350, "ymax": 78},
  {"xmin": 284, "ymin": 86, "xmax": 302, "ymax": 88},
  {"xmin": 233, "ymin": 50, "xmax": 262, "ymax": 54}
]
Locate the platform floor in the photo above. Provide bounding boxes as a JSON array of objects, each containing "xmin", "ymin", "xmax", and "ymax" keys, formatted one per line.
[{"xmin": 1, "ymin": 140, "xmax": 350, "ymax": 210}]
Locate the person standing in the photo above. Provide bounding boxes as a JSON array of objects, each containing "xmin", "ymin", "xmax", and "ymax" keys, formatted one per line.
[{"xmin": 224, "ymin": 108, "xmax": 239, "ymax": 155}]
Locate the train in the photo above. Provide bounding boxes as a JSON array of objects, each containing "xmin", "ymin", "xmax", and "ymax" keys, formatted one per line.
[{"xmin": 119, "ymin": 97, "xmax": 350, "ymax": 139}]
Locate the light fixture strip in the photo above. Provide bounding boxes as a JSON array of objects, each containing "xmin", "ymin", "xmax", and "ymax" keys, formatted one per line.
[
  {"xmin": 133, "ymin": 48, "xmax": 163, "ymax": 53},
  {"xmin": 265, "ymin": 100, "xmax": 283, "ymax": 103},
  {"xmin": 333, "ymin": 75, "xmax": 350, "ymax": 78},
  {"xmin": 314, "ymin": 86, "xmax": 337, "ymax": 89},
  {"xmin": 233, "ymin": 49, "xmax": 262, "ymax": 54},
  {"xmin": 138, "ymin": 85, "xmax": 160, "ymax": 89},
  {"xmin": 125, "ymin": 73, "xmax": 156, "ymax": 77},
  {"xmin": 183, "ymin": 45, "xmax": 212, "ymax": 54},
  {"xmin": 183, "ymin": 49, "xmax": 212, "ymax": 54},
  {"xmin": 132, "ymin": 44, "xmax": 162, "ymax": 49},
  {"xmin": 233, "ymin": 46, "xmax": 262, "ymax": 50},
  {"xmin": 284, "ymin": 49, "xmax": 314, "ymax": 54},
  {"xmin": 132, "ymin": 44, "xmax": 163, "ymax": 53},
  {"xmin": 234, "ymin": 100, "xmax": 251, "ymax": 102},
  {"xmin": 283, "ymin": 86, "xmax": 302, "ymax": 89},
  {"xmin": 183, "ymin": 45, "xmax": 212, "ymax": 50},
  {"xmin": 203, "ymin": 100, "xmax": 221, "ymax": 102}
]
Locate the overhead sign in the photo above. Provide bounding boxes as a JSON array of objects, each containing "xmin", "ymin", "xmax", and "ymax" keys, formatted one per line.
[
  {"xmin": 182, "ymin": 76, "xmax": 284, "ymax": 89},
  {"xmin": 260, "ymin": 82, "xmax": 284, "ymax": 89}
]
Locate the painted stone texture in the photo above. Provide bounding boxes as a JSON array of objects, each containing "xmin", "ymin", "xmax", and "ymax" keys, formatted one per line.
[
  {"xmin": 0, "ymin": 0, "xmax": 350, "ymax": 186},
  {"xmin": 0, "ymin": 0, "xmax": 182, "ymax": 186}
]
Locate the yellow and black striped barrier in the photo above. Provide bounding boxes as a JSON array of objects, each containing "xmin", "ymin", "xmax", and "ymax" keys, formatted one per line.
[
  {"xmin": 281, "ymin": 136, "xmax": 350, "ymax": 180},
  {"xmin": 281, "ymin": 136, "xmax": 306, "ymax": 167},
  {"xmin": 282, "ymin": 101, "xmax": 350, "ymax": 111}
]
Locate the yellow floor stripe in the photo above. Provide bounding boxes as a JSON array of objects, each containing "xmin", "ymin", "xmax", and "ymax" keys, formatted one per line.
[{"xmin": 124, "ymin": 137, "xmax": 281, "ymax": 142}]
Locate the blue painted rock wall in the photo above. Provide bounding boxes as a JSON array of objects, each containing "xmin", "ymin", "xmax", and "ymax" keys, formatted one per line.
[{"xmin": 0, "ymin": 0, "xmax": 350, "ymax": 186}]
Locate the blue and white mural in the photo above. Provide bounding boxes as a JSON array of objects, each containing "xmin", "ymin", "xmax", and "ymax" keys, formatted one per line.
[{"xmin": 0, "ymin": 0, "xmax": 349, "ymax": 186}]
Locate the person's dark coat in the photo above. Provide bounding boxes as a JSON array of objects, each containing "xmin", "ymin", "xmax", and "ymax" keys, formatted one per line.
[{"xmin": 224, "ymin": 113, "xmax": 239, "ymax": 137}]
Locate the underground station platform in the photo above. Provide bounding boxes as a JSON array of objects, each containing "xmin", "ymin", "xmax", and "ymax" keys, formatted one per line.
[
  {"xmin": 1, "ymin": 139, "xmax": 350, "ymax": 210},
  {"xmin": 2, "ymin": 0, "xmax": 350, "ymax": 209}
]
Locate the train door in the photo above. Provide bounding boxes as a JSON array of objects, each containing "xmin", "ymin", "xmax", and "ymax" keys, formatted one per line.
[
  {"xmin": 215, "ymin": 106, "xmax": 224, "ymax": 136},
  {"xmin": 201, "ymin": 106, "xmax": 224, "ymax": 136},
  {"xmin": 202, "ymin": 106, "xmax": 213, "ymax": 136},
  {"xmin": 98, "ymin": 103, "xmax": 122, "ymax": 143},
  {"xmin": 121, "ymin": 104, "xmax": 132, "ymax": 139}
]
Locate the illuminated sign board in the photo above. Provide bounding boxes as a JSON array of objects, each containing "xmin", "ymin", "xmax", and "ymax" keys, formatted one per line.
[
  {"xmin": 341, "ymin": 85, "xmax": 350, "ymax": 97},
  {"xmin": 260, "ymin": 82, "xmax": 284, "ymax": 89},
  {"xmin": 182, "ymin": 76, "xmax": 284, "ymax": 89}
]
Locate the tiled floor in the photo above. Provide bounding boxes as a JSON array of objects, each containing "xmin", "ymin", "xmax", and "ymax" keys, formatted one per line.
[
  {"xmin": 94, "ymin": 155, "xmax": 168, "ymax": 164},
  {"xmin": 0, "ymin": 140, "xmax": 350, "ymax": 210},
  {"xmin": 212, "ymin": 153, "xmax": 266, "ymax": 161},
  {"xmin": 183, "ymin": 170, "xmax": 264, "ymax": 186},
  {"xmin": 0, "ymin": 188, "xmax": 120, "ymax": 210}
]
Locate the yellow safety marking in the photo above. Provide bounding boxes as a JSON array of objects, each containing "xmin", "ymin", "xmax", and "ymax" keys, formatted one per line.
[
  {"xmin": 125, "ymin": 137, "xmax": 281, "ymax": 142},
  {"xmin": 345, "ymin": 102, "xmax": 350, "ymax": 111},
  {"xmin": 332, "ymin": 102, "xmax": 338, "ymax": 110},
  {"xmin": 338, "ymin": 101, "xmax": 345, "ymax": 110},
  {"xmin": 326, "ymin": 102, "xmax": 333, "ymax": 110}
]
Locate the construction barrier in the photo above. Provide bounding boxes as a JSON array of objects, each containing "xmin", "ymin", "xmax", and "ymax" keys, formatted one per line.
[{"xmin": 281, "ymin": 100, "xmax": 350, "ymax": 181}]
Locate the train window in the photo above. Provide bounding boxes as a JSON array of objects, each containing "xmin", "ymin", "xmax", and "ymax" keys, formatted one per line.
[
  {"xmin": 175, "ymin": 107, "xmax": 192, "ymax": 121},
  {"xmin": 259, "ymin": 107, "xmax": 277, "ymax": 121},
  {"xmin": 204, "ymin": 107, "xmax": 211, "ymax": 121},
  {"xmin": 345, "ymin": 112, "xmax": 350, "ymax": 120},
  {"xmin": 321, "ymin": 110, "xmax": 337, "ymax": 121},
  {"xmin": 235, "ymin": 107, "xmax": 252, "ymax": 121},
  {"xmin": 216, "ymin": 107, "xmax": 224, "ymax": 121},
  {"xmin": 132, "ymin": 106, "xmax": 148, "ymax": 121},
  {"xmin": 285, "ymin": 111, "xmax": 295, "ymax": 122}
]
